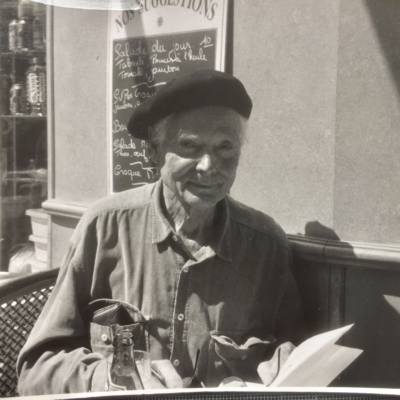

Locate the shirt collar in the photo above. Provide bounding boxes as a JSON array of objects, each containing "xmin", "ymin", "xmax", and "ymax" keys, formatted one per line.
[
  {"xmin": 151, "ymin": 179, "xmax": 173, "ymax": 244},
  {"xmin": 150, "ymin": 179, "xmax": 232, "ymax": 262}
]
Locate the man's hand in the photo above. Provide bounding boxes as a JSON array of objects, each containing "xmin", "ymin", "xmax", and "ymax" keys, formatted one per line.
[
  {"xmin": 144, "ymin": 359, "xmax": 183, "ymax": 389},
  {"xmin": 93, "ymin": 357, "xmax": 183, "ymax": 392},
  {"xmin": 257, "ymin": 342, "xmax": 295, "ymax": 386},
  {"xmin": 219, "ymin": 376, "xmax": 247, "ymax": 387}
]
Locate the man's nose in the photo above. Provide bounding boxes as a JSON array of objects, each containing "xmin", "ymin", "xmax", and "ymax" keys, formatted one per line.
[{"xmin": 196, "ymin": 153, "xmax": 218, "ymax": 175}]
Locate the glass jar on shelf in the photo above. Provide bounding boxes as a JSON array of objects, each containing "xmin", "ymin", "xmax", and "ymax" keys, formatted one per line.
[
  {"xmin": 32, "ymin": 2, "xmax": 46, "ymax": 50},
  {"xmin": 17, "ymin": 19, "xmax": 33, "ymax": 52},
  {"xmin": 10, "ymin": 82, "xmax": 29, "ymax": 115},
  {"xmin": 26, "ymin": 57, "xmax": 46, "ymax": 116},
  {"xmin": 9, "ymin": 20, "xmax": 19, "ymax": 51},
  {"xmin": 17, "ymin": 0, "xmax": 34, "ymax": 52},
  {"xmin": 18, "ymin": 0, "xmax": 34, "ymax": 20}
]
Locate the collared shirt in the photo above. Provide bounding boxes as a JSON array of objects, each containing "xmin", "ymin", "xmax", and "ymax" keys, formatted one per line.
[{"xmin": 17, "ymin": 179, "xmax": 305, "ymax": 395}]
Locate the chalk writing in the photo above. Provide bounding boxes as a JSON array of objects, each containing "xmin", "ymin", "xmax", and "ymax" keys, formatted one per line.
[
  {"xmin": 184, "ymin": 48, "xmax": 207, "ymax": 61},
  {"xmin": 150, "ymin": 51, "xmax": 182, "ymax": 65},
  {"xmin": 129, "ymin": 162, "xmax": 158, "ymax": 180},
  {"xmin": 113, "ymin": 120, "xmax": 127, "ymax": 134},
  {"xmin": 113, "ymin": 101, "xmax": 133, "ymax": 114},
  {"xmin": 114, "ymin": 164, "xmax": 142, "ymax": 179},
  {"xmin": 199, "ymin": 35, "xmax": 213, "ymax": 48},
  {"xmin": 114, "ymin": 42, "xmax": 148, "ymax": 61},
  {"xmin": 152, "ymin": 65, "xmax": 180, "ymax": 75},
  {"xmin": 113, "ymin": 138, "xmax": 136, "ymax": 153}
]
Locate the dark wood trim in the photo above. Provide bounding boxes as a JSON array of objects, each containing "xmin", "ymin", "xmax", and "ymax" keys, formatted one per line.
[{"xmin": 289, "ymin": 234, "xmax": 400, "ymax": 272}]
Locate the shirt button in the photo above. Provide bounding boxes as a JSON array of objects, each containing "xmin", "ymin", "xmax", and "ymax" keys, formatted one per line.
[
  {"xmin": 173, "ymin": 359, "xmax": 180, "ymax": 367},
  {"xmin": 241, "ymin": 355, "xmax": 248, "ymax": 360},
  {"xmin": 172, "ymin": 235, "xmax": 178, "ymax": 242},
  {"xmin": 182, "ymin": 267, "xmax": 188, "ymax": 273},
  {"xmin": 177, "ymin": 313, "xmax": 184, "ymax": 321},
  {"xmin": 101, "ymin": 334, "xmax": 108, "ymax": 342}
]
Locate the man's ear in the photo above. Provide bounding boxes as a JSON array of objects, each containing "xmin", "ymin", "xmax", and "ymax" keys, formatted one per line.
[
  {"xmin": 149, "ymin": 141, "xmax": 160, "ymax": 165},
  {"xmin": 148, "ymin": 127, "xmax": 160, "ymax": 165}
]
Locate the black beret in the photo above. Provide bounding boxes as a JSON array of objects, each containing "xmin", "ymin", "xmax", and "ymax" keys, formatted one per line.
[{"xmin": 127, "ymin": 69, "xmax": 252, "ymax": 139}]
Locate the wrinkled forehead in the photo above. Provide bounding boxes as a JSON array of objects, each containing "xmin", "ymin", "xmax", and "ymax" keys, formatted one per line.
[{"xmin": 166, "ymin": 106, "xmax": 243, "ymax": 135}]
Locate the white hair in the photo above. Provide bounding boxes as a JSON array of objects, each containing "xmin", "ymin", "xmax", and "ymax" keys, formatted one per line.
[{"xmin": 148, "ymin": 109, "xmax": 248, "ymax": 150}]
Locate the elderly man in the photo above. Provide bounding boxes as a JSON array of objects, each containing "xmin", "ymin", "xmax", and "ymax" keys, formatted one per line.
[{"xmin": 17, "ymin": 70, "xmax": 305, "ymax": 394}]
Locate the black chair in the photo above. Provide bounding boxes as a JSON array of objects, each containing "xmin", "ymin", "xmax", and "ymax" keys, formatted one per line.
[{"xmin": 0, "ymin": 268, "xmax": 59, "ymax": 397}]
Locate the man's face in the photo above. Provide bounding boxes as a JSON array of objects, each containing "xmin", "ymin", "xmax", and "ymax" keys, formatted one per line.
[{"xmin": 155, "ymin": 106, "xmax": 243, "ymax": 210}]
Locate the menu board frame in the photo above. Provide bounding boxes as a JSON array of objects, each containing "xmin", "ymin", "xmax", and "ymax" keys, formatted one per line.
[{"xmin": 107, "ymin": 0, "xmax": 229, "ymax": 193}]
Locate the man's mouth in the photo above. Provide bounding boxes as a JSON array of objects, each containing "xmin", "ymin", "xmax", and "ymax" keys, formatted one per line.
[{"xmin": 186, "ymin": 182, "xmax": 222, "ymax": 191}]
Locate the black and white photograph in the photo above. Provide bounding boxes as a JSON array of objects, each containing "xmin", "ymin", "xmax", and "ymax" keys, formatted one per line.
[{"xmin": 0, "ymin": 0, "xmax": 400, "ymax": 398}]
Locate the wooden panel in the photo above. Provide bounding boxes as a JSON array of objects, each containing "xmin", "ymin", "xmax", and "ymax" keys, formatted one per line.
[
  {"xmin": 291, "ymin": 234, "xmax": 400, "ymax": 388},
  {"xmin": 334, "ymin": 267, "xmax": 400, "ymax": 388},
  {"xmin": 327, "ymin": 265, "xmax": 345, "ymax": 329},
  {"xmin": 291, "ymin": 254, "xmax": 329, "ymax": 337}
]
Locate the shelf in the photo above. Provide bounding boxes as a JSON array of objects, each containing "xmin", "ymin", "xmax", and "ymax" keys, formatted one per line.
[
  {"xmin": 2, "ymin": 176, "xmax": 47, "ymax": 183},
  {"xmin": 1, "ymin": 115, "xmax": 46, "ymax": 121},
  {"xmin": 3, "ymin": 170, "xmax": 48, "ymax": 182},
  {"xmin": 1, "ymin": 50, "xmax": 46, "ymax": 59}
]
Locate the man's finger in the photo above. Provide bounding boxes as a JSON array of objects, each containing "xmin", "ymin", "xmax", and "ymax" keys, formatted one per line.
[
  {"xmin": 143, "ymin": 376, "xmax": 166, "ymax": 390},
  {"xmin": 258, "ymin": 342, "xmax": 296, "ymax": 386},
  {"xmin": 151, "ymin": 360, "xmax": 183, "ymax": 389}
]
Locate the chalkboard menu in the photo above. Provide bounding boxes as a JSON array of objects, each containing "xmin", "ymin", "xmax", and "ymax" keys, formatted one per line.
[{"xmin": 111, "ymin": 29, "xmax": 217, "ymax": 192}]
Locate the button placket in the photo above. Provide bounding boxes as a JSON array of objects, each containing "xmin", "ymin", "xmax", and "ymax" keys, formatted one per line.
[
  {"xmin": 168, "ymin": 249, "xmax": 185, "ymax": 357},
  {"xmin": 170, "ymin": 259, "xmax": 193, "ymax": 373},
  {"xmin": 170, "ymin": 251, "xmax": 211, "ymax": 373}
]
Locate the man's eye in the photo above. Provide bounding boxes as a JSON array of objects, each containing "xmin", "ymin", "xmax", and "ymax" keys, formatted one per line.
[
  {"xmin": 180, "ymin": 141, "xmax": 198, "ymax": 148},
  {"xmin": 220, "ymin": 143, "xmax": 233, "ymax": 151},
  {"xmin": 217, "ymin": 143, "xmax": 238, "ymax": 158}
]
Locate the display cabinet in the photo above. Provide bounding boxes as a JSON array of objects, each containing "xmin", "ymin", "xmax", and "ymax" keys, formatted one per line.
[{"xmin": 0, "ymin": 0, "xmax": 47, "ymax": 272}]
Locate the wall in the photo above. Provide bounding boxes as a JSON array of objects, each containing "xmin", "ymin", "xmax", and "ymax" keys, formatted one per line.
[
  {"xmin": 45, "ymin": 7, "xmax": 110, "ymax": 268},
  {"xmin": 53, "ymin": 7, "xmax": 109, "ymax": 203},
  {"xmin": 333, "ymin": 0, "xmax": 400, "ymax": 244},
  {"xmin": 231, "ymin": 0, "xmax": 400, "ymax": 245},
  {"xmin": 231, "ymin": 0, "xmax": 339, "ymax": 237}
]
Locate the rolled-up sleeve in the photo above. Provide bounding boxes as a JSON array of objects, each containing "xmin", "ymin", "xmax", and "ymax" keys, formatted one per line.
[{"xmin": 17, "ymin": 216, "xmax": 108, "ymax": 395}]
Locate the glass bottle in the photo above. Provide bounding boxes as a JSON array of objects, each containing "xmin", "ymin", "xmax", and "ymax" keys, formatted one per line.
[
  {"xmin": 108, "ymin": 329, "xmax": 144, "ymax": 391},
  {"xmin": 33, "ymin": 15, "xmax": 45, "ymax": 50},
  {"xmin": 26, "ymin": 57, "xmax": 46, "ymax": 116},
  {"xmin": 18, "ymin": 0, "xmax": 34, "ymax": 20},
  {"xmin": 32, "ymin": 2, "xmax": 46, "ymax": 50},
  {"xmin": 10, "ymin": 83, "xmax": 26, "ymax": 115},
  {"xmin": 9, "ymin": 20, "xmax": 19, "ymax": 51},
  {"xmin": 17, "ymin": 18, "xmax": 33, "ymax": 51},
  {"xmin": 17, "ymin": 0, "xmax": 34, "ymax": 51}
]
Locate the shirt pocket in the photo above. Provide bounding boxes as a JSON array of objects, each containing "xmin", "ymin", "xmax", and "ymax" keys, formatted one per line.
[
  {"xmin": 207, "ymin": 330, "xmax": 275, "ymax": 386},
  {"xmin": 89, "ymin": 321, "xmax": 150, "ymax": 357},
  {"xmin": 86, "ymin": 299, "xmax": 150, "ymax": 358}
]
